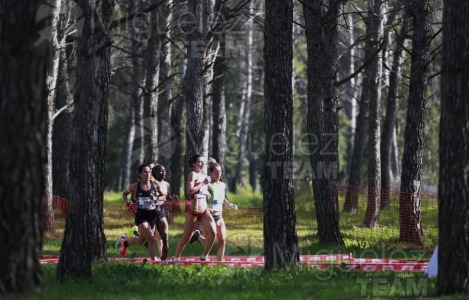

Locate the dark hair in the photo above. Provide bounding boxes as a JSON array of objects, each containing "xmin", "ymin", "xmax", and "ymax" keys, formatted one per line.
[
  {"xmin": 151, "ymin": 164, "xmax": 164, "ymax": 178},
  {"xmin": 137, "ymin": 163, "xmax": 150, "ymax": 174},
  {"xmin": 207, "ymin": 158, "xmax": 221, "ymax": 173},
  {"xmin": 188, "ymin": 154, "xmax": 203, "ymax": 166}
]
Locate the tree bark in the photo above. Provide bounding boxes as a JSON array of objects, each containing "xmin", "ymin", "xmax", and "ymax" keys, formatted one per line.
[
  {"xmin": 131, "ymin": 0, "xmax": 146, "ymax": 168},
  {"xmin": 53, "ymin": 32, "xmax": 74, "ymax": 202},
  {"xmin": 380, "ymin": 10, "xmax": 409, "ymax": 209},
  {"xmin": 264, "ymin": 0, "xmax": 300, "ymax": 270},
  {"xmin": 211, "ymin": 34, "xmax": 227, "ymax": 169},
  {"xmin": 157, "ymin": 0, "xmax": 173, "ymax": 172},
  {"xmin": 342, "ymin": 12, "xmax": 358, "ymax": 178},
  {"xmin": 234, "ymin": 0, "xmax": 254, "ymax": 192},
  {"xmin": 143, "ymin": 0, "xmax": 160, "ymax": 164},
  {"xmin": 363, "ymin": 0, "xmax": 384, "ymax": 228},
  {"xmin": 303, "ymin": 0, "xmax": 345, "ymax": 245},
  {"xmin": 437, "ymin": 0, "xmax": 469, "ymax": 295},
  {"xmin": 44, "ymin": 0, "xmax": 63, "ymax": 233},
  {"xmin": 0, "ymin": 0, "xmax": 48, "ymax": 295},
  {"xmin": 184, "ymin": 0, "xmax": 214, "ymax": 163},
  {"xmin": 57, "ymin": 0, "xmax": 114, "ymax": 280},
  {"xmin": 343, "ymin": 57, "xmax": 371, "ymax": 212},
  {"xmin": 398, "ymin": 0, "xmax": 432, "ymax": 244},
  {"xmin": 170, "ymin": 61, "xmax": 186, "ymax": 201}
]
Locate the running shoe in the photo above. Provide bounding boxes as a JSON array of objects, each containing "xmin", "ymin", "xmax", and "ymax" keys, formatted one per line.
[
  {"xmin": 189, "ymin": 229, "xmax": 200, "ymax": 245},
  {"xmin": 120, "ymin": 239, "xmax": 128, "ymax": 256},
  {"xmin": 115, "ymin": 234, "xmax": 126, "ymax": 249}
]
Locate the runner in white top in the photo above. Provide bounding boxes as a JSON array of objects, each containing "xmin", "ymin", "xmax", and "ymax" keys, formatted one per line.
[{"xmin": 191, "ymin": 158, "xmax": 238, "ymax": 261}]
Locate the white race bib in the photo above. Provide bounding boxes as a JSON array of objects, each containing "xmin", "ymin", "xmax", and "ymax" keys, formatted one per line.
[
  {"xmin": 212, "ymin": 200, "xmax": 223, "ymax": 212},
  {"xmin": 138, "ymin": 197, "xmax": 155, "ymax": 209}
]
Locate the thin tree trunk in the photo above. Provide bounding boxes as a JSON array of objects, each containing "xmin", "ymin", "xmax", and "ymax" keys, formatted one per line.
[
  {"xmin": 364, "ymin": 0, "xmax": 384, "ymax": 228},
  {"xmin": 53, "ymin": 27, "xmax": 75, "ymax": 202},
  {"xmin": 131, "ymin": 0, "xmax": 145, "ymax": 168},
  {"xmin": 437, "ymin": 0, "xmax": 469, "ymax": 294},
  {"xmin": 120, "ymin": 2, "xmax": 140, "ymax": 190},
  {"xmin": 157, "ymin": 0, "xmax": 173, "ymax": 172},
  {"xmin": 44, "ymin": 0, "xmax": 63, "ymax": 233},
  {"xmin": 391, "ymin": 126, "xmax": 400, "ymax": 177},
  {"xmin": 157, "ymin": 0, "xmax": 174, "ymax": 223},
  {"xmin": 170, "ymin": 60, "xmax": 186, "ymax": 199},
  {"xmin": 0, "ymin": 0, "xmax": 48, "ymax": 295},
  {"xmin": 264, "ymin": 0, "xmax": 300, "ymax": 270},
  {"xmin": 380, "ymin": 10, "xmax": 409, "ymax": 209},
  {"xmin": 211, "ymin": 34, "xmax": 227, "ymax": 168},
  {"xmin": 143, "ymin": 0, "xmax": 160, "ymax": 164},
  {"xmin": 398, "ymin": 0, "xmax": 432, "ymax": 244},
  {"xmin": 57, "ymin": 0, "xmax": 114, "ymax": 280},
  {"xmin": 343, "ymin": 12, "xmax": 358, "ymax": 178},
  {"xmin": 235, "ymin": 0, "xmax": 254, "ymax": 190},
  {"xmin": 121, "ymin": 99, "xmax": 135, "ymax": 189},
  {"xmin": 343, "ymin": 1, "xmax": 381, "ymax": 214},
  {"xmin": 202, "ymin": 0, "xmax": 223, "ymax": 162}
]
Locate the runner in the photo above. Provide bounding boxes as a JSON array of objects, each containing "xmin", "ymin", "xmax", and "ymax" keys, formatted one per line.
[
  {"xmin": 189, "ymin": 158, "xmax": 238, "ymax": 261},
  {"xmin": 172, "ymin": 154, "xmax": 216, "ymax": 261},
  {"xmin": 120, "ymin": 163, "xmax": 165, "ymax": 261},
  {"xmin": 151, "ymin": 164, "xmax": 179, "ymax": 260}
]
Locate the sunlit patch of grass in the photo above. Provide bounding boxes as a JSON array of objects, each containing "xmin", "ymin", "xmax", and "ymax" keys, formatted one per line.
[
  {"xmin": 44, "ymin": 189, "xmax": 438, "ymax": 260},
  {"xmin": 104, "ymin": 191, "xmax": 123, "ymax": 204},
  {"xmin": 227, "ymin": 187, "xmax": 263, "ymax": 207},
  {"xmin": 33, "ymin": 262, "xmax": 446, "ymax": 300}
]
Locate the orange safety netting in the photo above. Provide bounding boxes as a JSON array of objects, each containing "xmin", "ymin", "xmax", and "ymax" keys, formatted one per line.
[{"xmin": 45, "ymin": 186, "xmax": 438, "ymax": 249}]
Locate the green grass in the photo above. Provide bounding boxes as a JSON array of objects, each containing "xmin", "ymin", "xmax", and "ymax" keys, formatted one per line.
[
  {"xmin": 104, "ymin": 191, "xmax": 124, "ymax": 204},
  {"xmin": 33, "ymin": 190, "xmax": 444, "ymax": 299},
  {"xmin": 28, "ymin": 263, "xmax": 456, "ymax": 300}
]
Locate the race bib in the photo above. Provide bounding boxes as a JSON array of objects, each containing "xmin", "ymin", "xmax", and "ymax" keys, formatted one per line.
[
  {"xmin": 212, "ymin": 203, "xmax": 223, "ymax": 212},
  {"xmin": 138, "ymin": 197, "xmax": 155, "ymax": 209}
]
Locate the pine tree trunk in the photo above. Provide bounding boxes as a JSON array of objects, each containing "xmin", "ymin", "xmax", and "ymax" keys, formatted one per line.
[
  {"xmin": 131, "ymin": 0, "xmax": 145, "ymax": 168},
  {"xmin": 211, "ymin": 34, "xmax": 227, "ymax": 169},
  {"xmin": 53, "ymin": 33, "xmax": 74, "ymax": 201},
  {"xmin": 121, "ymin": 100, "xmax": 135, "ymax": 190},
  {"xmin": 0, "ymin": 0, "xmax": 48, "ymax": 295},
  {"xmin": 235, "ymin": 0, "xmax": 254, "ymax": 191},
  {"xmin": 57, "ymin": 0, "xmax": 114, "ymax": 280},
  {"xmin": 391, "ymin": 127, "xmax": 399, "ymax": 177},
  {"xmin": 437, "ymin": 0, "xmax": 469, "ymax": 295},
  {"xmin": 343, "ymin": 12, "xmax": 358, "ymax": 178},
  {"xmin": 184, "ymin": 0, "xmax": 214, "ymax": 162},
  {"xmin": 170, "ymin": 61, "xmax": 186, "ymax": 201},
  {"xmin": 303, "ymin": 0, "xmax": 345, "ymax": 245},
  {"xmin": 363, "ymin": 0, "xmax": 384, "ymax": 228},
  {"xmin": 398, "ymin": 0, "xmax": 432, "ymax": 244},
  {"xmin": 143, "ymin": 0, "xmax": 160, "ymax": 164},
  {"xmin": 380, "ymin": 12, "xmax": 409, "ymax": 209},
  {"xmin": 264, "ymin": 0, "xmax": 300, "ymax": 269},
  {"xmin": 157, "ymin": 0, "xmax": 173, "ymax": 173}
]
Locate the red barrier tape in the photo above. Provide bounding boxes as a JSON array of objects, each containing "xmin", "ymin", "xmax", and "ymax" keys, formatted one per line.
[{"xmin": 40, "ymin": 254, "xmax": 429, "ymax": 272}]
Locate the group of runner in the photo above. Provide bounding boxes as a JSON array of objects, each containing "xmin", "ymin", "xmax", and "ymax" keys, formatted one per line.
[{"xmin": 118, "ymin": 154, "xmax": 237, "ymax": 262}]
